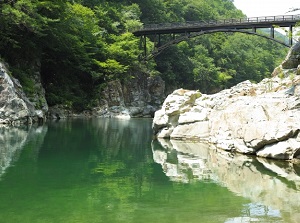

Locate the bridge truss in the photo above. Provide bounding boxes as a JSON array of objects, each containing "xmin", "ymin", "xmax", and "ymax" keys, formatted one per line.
[{"xmin": 133, "ymin": 15, "xmax": 300, "ymax": 60}]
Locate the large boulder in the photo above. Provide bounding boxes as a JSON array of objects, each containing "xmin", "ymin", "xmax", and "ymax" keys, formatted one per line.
[{"xmin": 152, "ymin": 74, "xmax": 300, "ymax": 160}]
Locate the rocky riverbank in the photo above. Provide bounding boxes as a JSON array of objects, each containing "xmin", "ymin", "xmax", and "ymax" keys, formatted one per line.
[
  {"xmin": 153, "ymin": 42, "xmax": 300, "ymax": 161},
  {"xmin": 0, "ymin": 62, "xmax": 46, "ymax": 125},
  {"xmin": 47, "ymin": 75, "xmax": 165, "ymax": 119},
  {"xmin": 0, "ymin": 59, "xmax": 166, "ymax": 123}
]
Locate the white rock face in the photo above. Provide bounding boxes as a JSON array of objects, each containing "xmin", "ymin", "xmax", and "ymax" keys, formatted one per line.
[
  {"xmin": 153, "ymin": 73, "xmax": 300, "ymax": 160},
  {"xmin": 0, "ymin": 63, "xmax": 31, "ymax": 125},
  {"xmin": 0, "ymin": 62, "xmax": 47, "ymax": 125}
]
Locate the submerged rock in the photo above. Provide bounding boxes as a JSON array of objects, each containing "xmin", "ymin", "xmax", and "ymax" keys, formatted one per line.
[{"xmin": 153, "ymin": 73, "xmax": 300, "ymax": 160}]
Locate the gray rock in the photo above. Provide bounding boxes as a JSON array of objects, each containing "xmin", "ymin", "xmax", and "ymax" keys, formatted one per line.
[
  {"xmin": 0, "ymin": 60, "xmax": 48, "ymax": 125},
  {"xmin": 95, "ymin": 74, "xmax": 165, "ymax": 118},
  {"xmin": 48, "ymin": 105, "xmax": 69, "ymax": 119},
  {"xmin": 0, "ymin": 62, "xmax": 38, "ymax": 124},
  {"xmin": 153, "ymin": 74, "xmax": 300, "ymax": 160},
  {"xmin": 282, "ymin": 41, "xmax": 300, "ymax": 69}
]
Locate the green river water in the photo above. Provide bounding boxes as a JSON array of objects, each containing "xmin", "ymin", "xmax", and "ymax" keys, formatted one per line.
[{"xmin": 0, "ymin": 118, "xmax": 299, "ymax": 223}]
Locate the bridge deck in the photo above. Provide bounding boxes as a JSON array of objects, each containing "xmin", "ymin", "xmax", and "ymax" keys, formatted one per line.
[{"xmin": 133, "ymin": 15, "xmax": 300, "ymax": 36}]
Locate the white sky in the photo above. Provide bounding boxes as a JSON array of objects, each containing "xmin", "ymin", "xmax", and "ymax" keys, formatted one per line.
[{"xmin": 233, "ymin": 0, "xmax": 300, "ymax": 17}]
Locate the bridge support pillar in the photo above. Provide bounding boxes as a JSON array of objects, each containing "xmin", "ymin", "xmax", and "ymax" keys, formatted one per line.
[
  {"xmin": 270, "ymin": 26, "xmax": 275, "ymax": 38},
  {"xmin": 158, "ymin": 34, "xmax": 161, "ymax": 46},
  {"xmin": 289, "ymin": 25, "xmax": 293, "ymax": 46},
  {"xmin": 139, "ymin": 35, "xmax": 147, "ymax": 57}
]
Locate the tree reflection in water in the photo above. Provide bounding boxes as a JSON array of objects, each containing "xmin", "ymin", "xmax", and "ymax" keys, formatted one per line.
[{"xmin": 0, "ymin": 119, "xmax": 299, "ymax": 223}]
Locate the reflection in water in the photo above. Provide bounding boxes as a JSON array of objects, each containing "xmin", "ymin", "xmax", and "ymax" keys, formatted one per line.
[
  {"xmin": 1, "ymin": 118, "xmax": 299, "ymax": 223},
  {"xmin": 0, "ymin": 125, "xmax": 47, "ymax": 178},
  {"xmin": 152, "ymin": 138, "xmax": 300, "ymax": 223}
]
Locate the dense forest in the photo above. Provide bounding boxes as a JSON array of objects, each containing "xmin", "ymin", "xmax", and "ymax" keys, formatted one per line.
[{"xmin": 0, "ymin": 0, "xmax": 290, "ymax": 111}]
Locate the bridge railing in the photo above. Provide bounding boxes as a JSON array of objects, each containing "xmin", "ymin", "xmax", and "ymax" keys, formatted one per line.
[{"xmin": 142, "ymin": 14, "xmax": 300, "ymax": 30}]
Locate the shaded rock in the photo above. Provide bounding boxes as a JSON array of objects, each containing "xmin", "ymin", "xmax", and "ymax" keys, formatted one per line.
[
  {"xmin": 282, "ymin": 41, "xmax": 300, "ymax": 69},
  {"xmin": 94, "ymin": 74, "xmax": 165, "ymax": 118},
  {"xmin": 48, "ymin": 105, "xmax": 71, "ymax": 119}
]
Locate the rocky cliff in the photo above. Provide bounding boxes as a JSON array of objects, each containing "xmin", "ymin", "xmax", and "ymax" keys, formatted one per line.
[
  {"xmin": 153, "ymin": 42, "xmax": 300, "ymax": 161},
  {"xmin": 0, "ymin": 61, "xmax": 47, "ymax": 125},
  {"xmin": 94, "ymin": 74, "xmax": 165, "ymax": 118},
  {"xmin": 1, "ymin": 58, "xmax": 165, "ymax": 121},
  {"xmin": 48, "ymin": 73, "xmax": 165, "ymax": 119}
]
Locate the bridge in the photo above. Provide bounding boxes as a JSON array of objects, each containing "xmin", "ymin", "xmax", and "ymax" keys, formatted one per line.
[{"xmin": 133, "ymin": 14, "xmax": 300, "ymax": 60}]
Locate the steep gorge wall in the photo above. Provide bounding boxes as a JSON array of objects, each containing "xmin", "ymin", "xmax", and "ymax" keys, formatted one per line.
[
  {"xmin": 96, "ymin": 74, "xmax": 165, "ymax": 118},
  {"xmin": 48, "ymin": 73, "xmax": 166, "ymax": 119},
  {"xmin": 0, "ymin": 61, "xmax": 47, "ymax": 125},
  {"xmin": 49, "ymin": 74, "xmax": 165, "ymax": 118},
  {"xmin": 0, "ymin": 57, "xmax": 165, "ymax": 122}
]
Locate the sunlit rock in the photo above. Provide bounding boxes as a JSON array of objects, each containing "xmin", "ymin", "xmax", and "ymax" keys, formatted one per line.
[
  {"xmin": 0, "ymin": 62, "xmax": 46, "ymax": 125},
  {"xmin": 152, "ymin": 109, "xmax": 169, "ymax": 134},
  {"xmin": 171, "ymin": 121, "xmax": 210, "ymax": 140},
  {"xmin": 153, "ymin": 71, "xmax": 300, "ymax": 160},
  {"xmin": 178, "ymin": 108, "xmax": 209, "ymax": 124},
  {"xmin": 257, "ymin": 139, "xmax": 300, "ymax": 159}
]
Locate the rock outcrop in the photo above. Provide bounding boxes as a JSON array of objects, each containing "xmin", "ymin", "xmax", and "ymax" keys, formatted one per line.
[
  {"xmin": 153, "ymin": 69, "xmax": 300, "ymax": 160},
  {"xmin": 93, "ymin": 74, "xmax": 165, "ymax": 118},
  {"xmin": 0, "ymin": 62, "xmax": 47, "ymax": 125},
  {"xmin": 48, "ymin": 74, "xmax": 165, "ymax": 119},
  {"xmin": 282, "ymin": 41, "xmax": 300, "ymax": 69}
]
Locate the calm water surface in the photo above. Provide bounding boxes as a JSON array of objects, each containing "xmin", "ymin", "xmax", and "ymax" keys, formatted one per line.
[{"xmin": 0, "ymin": 118, "xmax": 299, "ymax": 223}]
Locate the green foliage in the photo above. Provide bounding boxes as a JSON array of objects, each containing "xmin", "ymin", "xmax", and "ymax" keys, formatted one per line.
[
  {"xmin": 190, "ymin": 45, "xmax": 220, "ymax": 92},
  {"xmin": 11, "ymin": 67, "xmax": 36, "ymax": 96},
  {"xmin": 108, "ymin": 33, "xmax": 142, "ymax": 67},
  {"xmin": 122, "ymin": 4, "xmax": 143, "ymax": 32},
  {"xmin": 0, "ymin": 0, "xmax": 290, "ymax": 109},
  {"xmin": 94, "ymin": 59, "xmax": 129, "ymax": 81},
  {"xmin": 295, "ymin": 22, "xmax": 300, "ymax": 39}
]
